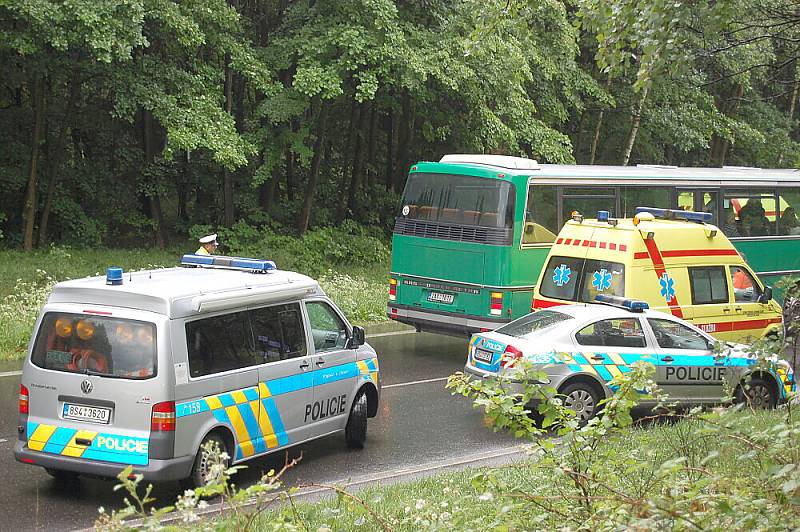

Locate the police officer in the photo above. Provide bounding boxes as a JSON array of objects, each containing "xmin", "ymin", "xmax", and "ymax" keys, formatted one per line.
[{"xmin": 195, "ymin": 234, "xmax": 218, "ymax": 255}]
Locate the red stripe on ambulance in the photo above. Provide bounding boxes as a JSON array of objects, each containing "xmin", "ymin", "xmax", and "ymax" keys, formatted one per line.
[{"xmin": 642, "ymin": 237, "xmax": 684, "ymax": 319}]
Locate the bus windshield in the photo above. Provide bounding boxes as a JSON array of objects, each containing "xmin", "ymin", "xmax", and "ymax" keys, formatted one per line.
[{"xmin": 400, "ymin": 173, "xmax": 515, "ymax": 229}]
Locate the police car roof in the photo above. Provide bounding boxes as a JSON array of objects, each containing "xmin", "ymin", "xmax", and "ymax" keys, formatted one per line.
[
  {"xmin": 47, "ymin": 267, "xmax": 323, "ymax": 319},
  {"xmin": 538, "ymin": 303, "xmax": 671, "ymax": 321}
]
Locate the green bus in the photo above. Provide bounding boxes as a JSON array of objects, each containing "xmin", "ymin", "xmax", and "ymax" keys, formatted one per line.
[{"xmin": 387, "ymin": 154, "xmax": 800, "ymax": 337}]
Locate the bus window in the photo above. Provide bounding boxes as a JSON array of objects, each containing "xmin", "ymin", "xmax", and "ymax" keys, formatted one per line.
[
  {"xmin": 778, "ymin": 188, "xmax": 800, "ymax": 236},
  {"xmin": 676, "ymin": 190, "xmax": 718, "ymax": 225},
  {"xmin": 523, "ymin": 185, "xmax": 557, "ymax": 244},
  {"xmin": 399, "ymin": 173, "xmax": 515, "ymax": 229},
  {"xmin": 561, "ymin": 187, "xmax": 616, "ymax": 223},
  {"xmin": 725, "ymin": 190, "xmax": 778, "ymax": 237},
  {"xmin": 621, "ymin": 187, "xmax": 671, "ymax": 218}
]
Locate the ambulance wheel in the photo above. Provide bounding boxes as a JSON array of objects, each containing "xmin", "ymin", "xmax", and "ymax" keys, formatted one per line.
[
  {"xmin": 736, "ymin": 377, "xmax": 776, "ymax": 409},
  {"xmin": 560, "ymin": 382, "xmax": 601, "ymax": 424},
  {"xmin": 186, "ymin": 433, "xmax": 230, "ymax": 489},
  {"xmin": 345, "ymin": 392, "xmax": 368, "ymax": 449},
  {"xmin": 45, "ymin": 468, "xmax": 78, "ymax": 483}
]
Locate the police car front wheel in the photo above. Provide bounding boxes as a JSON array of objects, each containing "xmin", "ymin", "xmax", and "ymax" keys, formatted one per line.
[
  {"xmin": 345, "ymin": 392, "xmax": 368, "ymax": 449},
  {"xmin": 737, "ymin": 378, "xmax": 777, "ymax": 409},
  {"xmin": 561, "ymin": 383, "xmax": 602, "ymax": 423}
]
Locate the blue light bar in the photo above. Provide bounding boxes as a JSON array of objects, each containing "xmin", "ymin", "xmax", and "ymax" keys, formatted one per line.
[
  {"xmin": 181, "ymin": 254, "xmax": 277, "ymax": 273},
  {"xmin": 106, "ymin": 267, "xmax": 123, "ymax": 286},
  {"xmin": 634, "ymin": 207, "xmax": 712, "ymax": 223},
  {"xmin": 597, "ymin": 210, "xmax": 609, "ymax": 222},
  {"xmin": 595, "ymin": 294, "xmax": 649, "ymax": 312}
]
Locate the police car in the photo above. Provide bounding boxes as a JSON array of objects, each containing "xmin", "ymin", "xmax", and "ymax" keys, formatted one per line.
[
  {"xmin": 465, "ymin": 295, "xmax": 794, "ymax": 422},
  {"xmin": 15, "ymin": 255, "xmax": 381, "ymax": 486}
]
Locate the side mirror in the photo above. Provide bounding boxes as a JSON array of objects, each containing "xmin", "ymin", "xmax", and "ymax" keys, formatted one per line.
[
  {"xmin": 348, "ymin": 326, "xmax": 366, "ymax": 349},
  {"xmin": 759, "ymin": 285, "xmax": 773, "ymax": 304}
]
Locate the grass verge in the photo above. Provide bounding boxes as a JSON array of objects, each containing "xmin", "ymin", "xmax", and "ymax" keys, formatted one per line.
[{"xmin": 0, "ymin": 247, "xmax": 389, "ymax": 361}]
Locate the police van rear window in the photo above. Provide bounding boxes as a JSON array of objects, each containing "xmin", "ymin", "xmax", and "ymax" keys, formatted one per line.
[
  {"xmin": 31, "ymin": 313, "xmax": 157, "ymax": 379},
  {"xmin": 540, "ymin": 256, "xmax": 625, "ymax": 303}
]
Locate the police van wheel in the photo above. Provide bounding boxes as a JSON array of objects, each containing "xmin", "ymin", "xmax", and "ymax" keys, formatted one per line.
[
  {"xmin": 737, "ymin": 378, "xmax": 776, "ymax": 409},
  {"xmin": 345, "ymin": 392, "xmax": 368, "ymax": 449},
  {"xmin": 561, "ymin": 383, "xmax": 601, "ymax": 424},
  {"xmin": 45, "ymin": 468, "xmax": 78, "ymax": 483},
  {"xmin": 186, "ymin": 433, "xmax": 230, "ymax": 489}
]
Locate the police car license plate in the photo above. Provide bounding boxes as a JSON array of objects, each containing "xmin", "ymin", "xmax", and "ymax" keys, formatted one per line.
[
  {"xmin": 62, "ymin": 403, "xmax": 111, "ymax": 424},
  {"xmin": 473, "ymin": 348, "xmax": 494, "ymax": 363},
  {"xmin": 427, "ymin": 291, "xmax": 454, "ymax": 304}
]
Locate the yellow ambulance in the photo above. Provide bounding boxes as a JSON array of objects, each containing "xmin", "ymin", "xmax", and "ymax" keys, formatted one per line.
[{"xmin": 531, "ymin": 207, "xmax": 783, "ymax": 343}]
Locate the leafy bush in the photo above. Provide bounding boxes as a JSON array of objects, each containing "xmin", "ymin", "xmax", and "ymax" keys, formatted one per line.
[{"xmin": 0, "ymin": 269, "xmax": 58, "ymax": 360}]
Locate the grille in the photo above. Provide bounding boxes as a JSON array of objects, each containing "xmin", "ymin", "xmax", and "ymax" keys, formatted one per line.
[{"xmin": 393, "ymin": 217, "xmax": 512, "ymax": 245}]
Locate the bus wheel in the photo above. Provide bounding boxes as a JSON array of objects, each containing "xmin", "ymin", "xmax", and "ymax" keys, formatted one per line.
[
  {"xmin": 186, "ymin": 433, "xmax": 230, "ymax": 489},
  {"xmin": 561, "ymin": 383, "xmax": 601, "ymax": 424},
  {"xmin": 345, "ymin": 392, "xmax": 368, "ymax": 449},
  {"xmin": 737, "ymin": 377, "xmax": 776, "ymax": 409},
  {"xmin": 45, "ymin": 468, "xmax": 79, "ymax": 483}
]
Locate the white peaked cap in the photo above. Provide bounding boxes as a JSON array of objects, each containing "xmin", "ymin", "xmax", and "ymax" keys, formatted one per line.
[{"xmin": 199, "ymin": 234, "xmax": 218, "ymax": 244}]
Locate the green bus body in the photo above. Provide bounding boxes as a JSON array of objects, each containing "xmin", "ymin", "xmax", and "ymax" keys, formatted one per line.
[{"xmin": 387, "ymin": 157, "xmax": 800, "ymax": 337}]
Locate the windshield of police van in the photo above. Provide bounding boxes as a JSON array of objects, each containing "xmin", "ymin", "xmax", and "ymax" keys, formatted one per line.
[
  {"xmin": 495, "ymin": 310, "xmax": 573, "ymax": 339},
  {"xmin": 399, "ymin": 173, "xmax": 515, "ymax": 229},
  {"xmin": 31, "ymin": 313, "xmax": 157, "ymax": 379}
]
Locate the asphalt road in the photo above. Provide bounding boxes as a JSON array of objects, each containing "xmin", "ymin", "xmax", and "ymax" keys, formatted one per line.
[{"xmin": 0, "ymin": 331, "xmax": 520, "ymax": 531}]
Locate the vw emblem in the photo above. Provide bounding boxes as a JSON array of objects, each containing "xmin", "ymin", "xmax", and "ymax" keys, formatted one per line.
[{"xmin": 80, "ymin": 380, "xmax": 93, "ymax": 394}]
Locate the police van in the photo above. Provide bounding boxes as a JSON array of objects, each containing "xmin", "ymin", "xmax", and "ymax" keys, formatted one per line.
[
  {"xmin": 531, "ymin": 208, "xmax": 783, "ymax": 343},
  {"xmin": 15, "ymin": 255, "xmax": 381, "ymax": 486}
]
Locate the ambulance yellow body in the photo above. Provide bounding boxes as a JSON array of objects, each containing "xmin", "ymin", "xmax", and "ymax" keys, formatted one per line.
[{"xmin": 531, "ymin": 208, "xmax": 783, "ymax": 343}]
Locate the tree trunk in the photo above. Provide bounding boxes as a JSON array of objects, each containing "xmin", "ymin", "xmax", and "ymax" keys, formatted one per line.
[
  {"xmin": 385, "ymin": 107, "xmax": 396, "ymax": 191},
  {"xmin": 336, "ymin": 100, "xmax": 361, "ymax": 221},
  {"xmin": 717, "ymin": 83, "xmax": 744, "ymax": 167},
  {"xmin": 347, "ymin": 102, "xmax": 370, "ymax": 215},
  {"xmin": 222, "ymin": 56, "xmax": 235, "ymax": 227},
  {"xmin": 789, "ymin": 80, "xmax": 799, "ymax": 121},
  {"xmin": 394, "ymin": 91, "xmax": 412, "ymax": 190},
  {"xmin": 366, "ymin": 104, "xmax": 378, "ymax": 187},
  {"xmin": 22, "ymin": 76, "xmax": 46, "ymax": 251},
  {"xmin": 621, "ymin": 84, "xmax": 649, "ymax": 166},
  {"xmin": 143, "ymin": 110, "xmax": 166, "ymax": 248},
  {"xmin": 589, "ymin": 75, "xmax": 613, "ymax": 165},
  {"xmin": 298, "ymin": 102, "xmax": 330, "ymax": 235}
]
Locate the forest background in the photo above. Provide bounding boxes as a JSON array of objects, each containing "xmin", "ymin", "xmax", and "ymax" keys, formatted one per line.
[{"xmin": 1, "ymin": 0, "xmax": 800, "ymax": 250}]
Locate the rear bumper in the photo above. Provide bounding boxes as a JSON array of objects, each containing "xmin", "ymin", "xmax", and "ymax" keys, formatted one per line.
[
  {"xmin": 15, "ymin": 441, "xmax": 194, "ymax": 482},
  {"xmin": 387, "ymin": 303, "xmax": 509, "ymax": 337}
]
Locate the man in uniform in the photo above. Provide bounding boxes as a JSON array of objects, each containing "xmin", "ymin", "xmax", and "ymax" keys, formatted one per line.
[{"xmin": 195, "ymin": 234, "xmax": 218, "ymax": 255}]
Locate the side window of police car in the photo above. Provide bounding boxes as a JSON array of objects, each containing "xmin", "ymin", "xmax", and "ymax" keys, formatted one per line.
[
  {"xmin": 185, "ymin": 310, "xmax": 259, "ymax": 377},
  {"xmin": 306, "ymin": 301, "xmax": 348, "ymax": 352},
  {"xmin": 647, "ymin": 319, "xmax": 711, "ymax": 351},
  {"xmin": 250, "ymin": 303, "xmax": 307, "ymax": 364},
  {"xmin": 575, "ymin": 318, "xmax": 646, "ymax": 348}
]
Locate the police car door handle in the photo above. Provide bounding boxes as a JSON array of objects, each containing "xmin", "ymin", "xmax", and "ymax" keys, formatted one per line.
[
  {"xmin": 591, "ymin": 355, "xmax": 606, "ymax": 361},
  {"xmin": 315, "ymin": 357, "xmax": 326, "ymax": 366},
  {"xmin": 662, "ymin": 356, "xmax": 674, "ymax": 363},
  {"xmin": 75, "ymin": 437, "xmax": 92, "ymax": 447}
]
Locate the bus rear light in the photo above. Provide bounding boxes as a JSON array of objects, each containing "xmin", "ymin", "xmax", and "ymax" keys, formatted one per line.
[
  {"xmin": 19, "ymin": 384, "xmax": 29, "ymax": 415},
  {"xmin": 490, "ymin": 292, "xmax": 503, "ymax": 316},
  {"xmin": 151, "ymin": 401, "xmax": 175, "ymax": 432},
  {"xmin": 500, "ymin": 345, "xmax": 523, "ymax": 368},
  {"xmin": 388, "ymin": 278, "xmax": 397, "ymax": 301}
]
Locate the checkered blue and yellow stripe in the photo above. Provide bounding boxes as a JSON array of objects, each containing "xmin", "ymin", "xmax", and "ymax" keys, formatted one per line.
[
  {"xmin": 176, "ymin": 357, "xmax": 379, "ymax": 461},
  {"xmin": 25, "ymin": 423, "xmax": 149, "ymax": 465}
]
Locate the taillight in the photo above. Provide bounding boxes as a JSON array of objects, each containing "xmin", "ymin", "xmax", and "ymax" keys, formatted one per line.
[
  {"xmin": 19, "ymin": 384, "xmax": 29, "ymax": 415},
  {"xmin": 500, "ymin": 345, "xmax": 523, "ymax": 369},
  {"xmin": 490, "ymin": 292, "xmax": 503, "ymax": 316},
  {"xmin": 389, "ymin": 278, "xmax": 397, "ymax": 301},
  {"xmin": 151, "ymin": 401, "xmax": 175, "ymax": 431}
]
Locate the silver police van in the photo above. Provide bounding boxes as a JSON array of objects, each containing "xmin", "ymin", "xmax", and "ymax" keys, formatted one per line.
[
  {"xmin": 15, "ymin": 255, "xmax": 381, "ymax": 486},
  {"xmin": 465, "ymin": 295, "xmax": 795, "ymax": 423}
]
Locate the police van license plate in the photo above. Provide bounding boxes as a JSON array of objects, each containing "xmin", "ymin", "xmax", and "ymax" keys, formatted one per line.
[
  {"xmin": 62, "ymin": 403, "xmax": 111, "ymax": 424},
  {"xmin": 427, "ymin": 291, "xmax": 454, "ymax": 304},
  {"xmin": 473, "ymin": 348, "xmax": 494, "ymax": 363}
]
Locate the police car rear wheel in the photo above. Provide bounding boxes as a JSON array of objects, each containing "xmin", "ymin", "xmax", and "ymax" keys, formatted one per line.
[
  {"xmin": 345, "ymin": 392, "xmax": 368, "ymax": 449},
  {"xmin": 187, "ymin": 433, "xmax": 230, "ymax": 488},
  {"xmin": 561, "ymin": 383, "xmax": 601, "ymax": 423},
  {"xmin": 739, "ymin": 378, "xmax": 776, "ymax": 409}
]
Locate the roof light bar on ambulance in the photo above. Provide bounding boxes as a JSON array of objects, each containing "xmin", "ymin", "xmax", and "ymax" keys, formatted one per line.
[
  {"xmin": 594, "ymin": 294, "xmax": 649, "ymax": 312},
  {"xmin": 181, "ymin": 254, "xmax": 277, "ymax": 273},
  {"xmin": 633, "ymin": 207, "xmax": 712, "ymax": 224}
]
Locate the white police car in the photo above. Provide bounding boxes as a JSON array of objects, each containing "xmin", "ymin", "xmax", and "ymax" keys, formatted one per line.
[{"xmin": 465, "ymin": 295, "xmax": 794, "ymax": 422}]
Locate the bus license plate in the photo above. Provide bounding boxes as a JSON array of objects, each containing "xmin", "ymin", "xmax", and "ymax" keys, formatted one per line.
[
  {"xmin": 473, "ymin": 348, "xmax": 494, "ymax": 363},
  {"xmin": 62, "ymin": 403, "xmax": 111, "ymax": 424},
  {"xmin": 427, "ymin": 291, "xmax": 454, "ymax": 304}
]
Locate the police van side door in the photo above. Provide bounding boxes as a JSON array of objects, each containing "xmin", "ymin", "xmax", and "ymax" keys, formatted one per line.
[
  {"xmin": 305, "ymin": 299, "xmax": 357, "ymax": 431},
  {"xmin": 251, "ymin": 303, "xmax": 315, "ymax": 449},
  {"xmin": 646, "ymin": 317, "xmax": 725, "ymax": 402}
]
